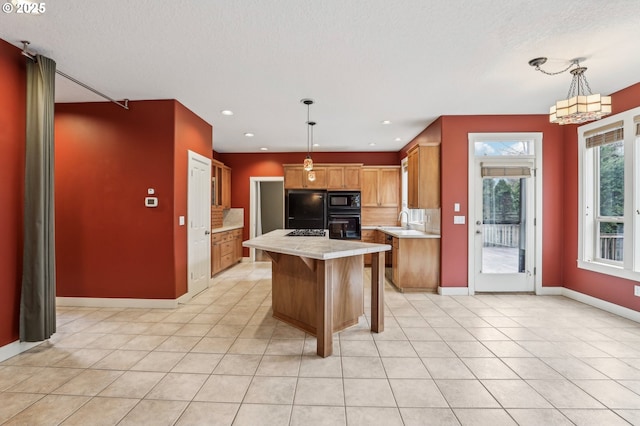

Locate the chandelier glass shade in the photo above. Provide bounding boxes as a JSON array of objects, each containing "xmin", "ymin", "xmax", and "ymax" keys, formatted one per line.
[
  {"xmin": 530, "ymin": 57, "xmax": 612, "ymax": 125},
  {"xmin": 301, "ymin": 99, "xmax": 315, "ymax": 175}
]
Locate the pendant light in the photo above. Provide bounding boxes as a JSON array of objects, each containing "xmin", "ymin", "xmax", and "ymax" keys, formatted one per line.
[
  {"xmin": 529, "ymin": 57, "xmax": 611, "ymax": 125},
  {"xmin": 307, "ymin": 121, "xmax": 316, "ymax": 181},
  {"xmin": 301, "ymin": 98, "xmax": 314, "ymax": 172}
]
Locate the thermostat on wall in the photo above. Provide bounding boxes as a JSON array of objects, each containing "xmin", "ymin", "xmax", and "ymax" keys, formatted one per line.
[{"xmin": 145, "ymin": 197, "xmax": 158, "ymax": 207}]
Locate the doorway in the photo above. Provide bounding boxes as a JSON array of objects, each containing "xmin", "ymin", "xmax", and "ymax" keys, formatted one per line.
[
  {"xmin": 249, "ymin": 177, "xmax": 284, "ymax": 261},
  {"xmin": 187, "ymin": 151, "xmax": 212, "ymax": 297},
  {"xmin": 468, "ymin": 133, "xmax": 542, "ymax": 294}
]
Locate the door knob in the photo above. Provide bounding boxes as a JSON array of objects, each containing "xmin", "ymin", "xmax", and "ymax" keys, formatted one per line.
[
  {"xmin": 476, "ymin": 230, "xmax": 481, "ymax": 234},
  {"xmin": 205, "ymin": 230, "xmax": 211, "ymax": 235},
  {"xmin": 476, "ymin": 220, "xmax": 482, "ymax": 225}
]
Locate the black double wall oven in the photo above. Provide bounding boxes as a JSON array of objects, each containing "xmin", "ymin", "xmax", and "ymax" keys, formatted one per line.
[
  {"xmin": 327, "ymin": 191, "xmax": 361, "ymax": 240},
  {"xmin": 285, "ymin": 190, "xmax": 361, "ymax": 240}
]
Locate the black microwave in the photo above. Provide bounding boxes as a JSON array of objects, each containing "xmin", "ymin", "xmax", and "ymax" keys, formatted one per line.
[{"xmin": 327, "ymin": 192, "xmax": 361, "ymax": 210}]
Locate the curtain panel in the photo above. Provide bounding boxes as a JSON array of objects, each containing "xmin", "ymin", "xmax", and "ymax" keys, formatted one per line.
[{"xmin": 20, "ymin": 54, "xmax": 57, "ymax": 342}]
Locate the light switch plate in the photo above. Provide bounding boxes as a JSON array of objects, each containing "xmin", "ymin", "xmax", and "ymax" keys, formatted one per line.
[
  {"xmin": 454, "ymin": 203, "xmax": 460, "ymax": 212},
  {"xmin": 179, "ymin": 216, "xmax": 185, "ymax": 226},
  {"xmin": 453, "ymin": 215, "xmax": 465, "ymax": 224}
]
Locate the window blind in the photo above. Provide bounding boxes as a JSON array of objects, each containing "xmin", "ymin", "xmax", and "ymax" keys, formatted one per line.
[
  {"xmin": 585, "ymin": 120, "xmax": 624, "ymax": 148},
  {"xmin": 481, "ymin": 166, "xmax": 531, "ymax": 178}
]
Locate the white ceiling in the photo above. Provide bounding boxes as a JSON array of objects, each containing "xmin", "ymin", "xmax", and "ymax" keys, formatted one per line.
[{"xmin": 2, "ymin": 0, "xmax": 640, "ymax": 153}]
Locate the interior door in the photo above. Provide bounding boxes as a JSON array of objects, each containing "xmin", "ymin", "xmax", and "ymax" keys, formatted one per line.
[
  {"xmin": 473, "ymin": 166, "xmax": 535, "ymax": 292},
  {"xmin": 188, "ymin": 151, "xmax": 212, "ymax": 296}
]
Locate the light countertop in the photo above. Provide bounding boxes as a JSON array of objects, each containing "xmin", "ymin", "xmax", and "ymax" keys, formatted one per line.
[
  {"xmin": 362, "ymin": 226, "xmax": 441, "ymax": 239},
  {"xmin": 212, "ymin": 224, "xmax": 243, "ymax": 233},
  {"xmin": 243, "ymin": 229, "xmax": 390, "ymax": 260}
]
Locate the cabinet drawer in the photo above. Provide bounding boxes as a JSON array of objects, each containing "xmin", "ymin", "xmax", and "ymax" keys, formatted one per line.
[
  {"xmin": 220, "ymin": 253, "xmax": 234, "ymax": 270},
  {"xmin": 221, "ymin": 241, "xmax": 234, "ymax": 255},
  {"xmin": 232, "ymin": 229, "xmax": 242, "ymax": 238},
  {"xmin": 212, "ymin": 233, "xmax": 223, "ymax": 243}
]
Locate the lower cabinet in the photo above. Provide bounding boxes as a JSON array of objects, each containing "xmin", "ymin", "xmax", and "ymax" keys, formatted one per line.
[
  {"xmin": 212, "ymin": 228, "xmax": 243, "ymax": 276},
  {"xmin": 390, "ymin": 237, "xmax": 440, "ymax": 292}
]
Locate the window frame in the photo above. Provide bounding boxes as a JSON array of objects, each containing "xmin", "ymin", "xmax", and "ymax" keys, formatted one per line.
[{"xmin": 578, "ymin": 106, "xmax": 640, "ymax": 281}]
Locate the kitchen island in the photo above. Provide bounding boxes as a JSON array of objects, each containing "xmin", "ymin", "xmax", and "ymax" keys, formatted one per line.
[{"xmin": 243, "ymin": 229, "xmax": 391, "ymax": 357}]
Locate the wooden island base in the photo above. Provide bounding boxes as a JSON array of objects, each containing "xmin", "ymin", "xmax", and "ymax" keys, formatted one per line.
[{"xmin": 263, "ymin": 251, "xmax": 385, "ymax": 357}]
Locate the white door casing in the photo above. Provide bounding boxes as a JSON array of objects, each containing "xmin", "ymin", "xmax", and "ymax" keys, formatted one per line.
[
  {"xmin": 187, "ymin": 151, "xmax": 212, "ymax": 296},
  {"xmin": 468, "ymin": 133, "xmax": 543, "ymax": 294}
]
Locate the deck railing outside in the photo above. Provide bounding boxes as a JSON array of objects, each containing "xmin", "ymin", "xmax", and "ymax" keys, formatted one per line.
[
  {"xmin": 600, "ymin": 234, "xmax": 623, "ymax": 262},
  {"xmin": 482, "ymin": 224, "xmax": 520, "ymax": 248}
]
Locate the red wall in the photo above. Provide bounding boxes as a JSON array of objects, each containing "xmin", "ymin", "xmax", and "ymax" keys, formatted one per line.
[
  {"xmin": 0, "ymin": 40, "xmax": 26, "ymax": 346},
  {"xmin": 400, "ymin": 115, "xmax": 565, "ymax": 288},
  {"xmin": 173, "ymin": 102, "xmax": 215, "ymax": 296},
  {"xmin": 561, "ymin": 83, "xmax": 640, "ymax": 310},
  {"xmin": 218, "ymin": 151, "xmax": 400, "ymax": 255},
  {"xmin": 55, "ymin": 100, "xmax": 211, "ymax": 299}
]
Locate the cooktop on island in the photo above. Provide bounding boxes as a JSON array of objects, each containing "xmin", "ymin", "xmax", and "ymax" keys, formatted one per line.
[{"xmin": 286, "ymin": 229, "xmax": 327, "ymax": 237}]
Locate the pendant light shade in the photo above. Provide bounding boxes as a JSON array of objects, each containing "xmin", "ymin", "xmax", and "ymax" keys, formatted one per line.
[
  {"xmin": 301, "ymin": 98, "xmax": 315, "ymax": 174},
  {"xmin": 529, "ymin": 57, "xmax": 612, "ymax": 125}
]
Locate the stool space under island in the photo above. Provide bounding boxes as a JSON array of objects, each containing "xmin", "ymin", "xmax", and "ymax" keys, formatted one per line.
[{"xmin": 243, "ymin": 229, "xmax": 391, "ymax": 357}]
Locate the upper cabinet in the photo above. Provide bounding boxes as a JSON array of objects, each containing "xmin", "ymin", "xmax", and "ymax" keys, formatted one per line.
[
  {"xmin": 407, "ymin": 144, "xmax": 440, "ymax": 209},
  {"xmin": 212, "ymin": 159, "xmax": 231, "ymax": 209},
  {"xmin": 326, "ymin": 165, "xmax": 362, "ymax": 190},
  {"xmin": 283, "ymin": 164, "xmax": 362, "ymax": 190},
  {"xmin": 361, "ymin": 166, "xmax": 400, "ymax": 207}
]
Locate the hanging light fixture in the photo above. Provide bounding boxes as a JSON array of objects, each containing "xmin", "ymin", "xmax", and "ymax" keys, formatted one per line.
[
  {"xmin": 301, "ymin": 98, "xmax": 314, "ymax": 172},
  {"xmin": 307, "ymin": 121, "xmax": 317, "ymax": 181},
  {"xmin": 529, "ymin": 57, "xmax": 611, "ymax": 125}
]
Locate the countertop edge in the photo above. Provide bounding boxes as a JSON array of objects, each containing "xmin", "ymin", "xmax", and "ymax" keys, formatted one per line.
[
  {"xmin": 362, "ymin": 226, "xmax": 441, "ymax": 239},
  {"xmin": 212, "ymin": 224, "xmax": 244, "ymax": 233}
]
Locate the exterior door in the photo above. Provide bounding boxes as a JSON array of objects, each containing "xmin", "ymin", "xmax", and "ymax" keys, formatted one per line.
[
  {"xmin": 473, "ymin": 164, "xmax": 535, "ymax": 292},
  {"xmin": 188, "ymin": 151, "xmax": 211, "ymax": 296},
  {"xmin": 468, "ymin": 133, "xmax": 542, "ymax": 294}
]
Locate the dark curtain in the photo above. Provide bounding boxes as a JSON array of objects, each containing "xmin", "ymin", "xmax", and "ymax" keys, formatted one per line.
[{"xmin": 20, "ymin": 54, "xmax": 56, "ymax": 342}]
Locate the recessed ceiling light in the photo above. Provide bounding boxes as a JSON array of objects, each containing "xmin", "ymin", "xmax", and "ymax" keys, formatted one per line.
[
  {"xmin": 313, "ymin": 143, "xmax": 319, "ymax": 147},
  {"xmin": 260, "ymin": 147, "xmax": 268, "ymax": 151},
  {"xmin": 244, "ymin": 132, "xmax": 254, "ymax": 137},
  {"xmin": 221, "ymin": 110, "xmax": 234, "ymax": 116},
  {"xmin": 369, "ymin": 142, "xmax": 377, "ymax": 146},
  {"xmin": 394, "ymin": 137, "xmax": 402, "ymax": 142},
  {"xmin": 381, "ymin": 120, "xmax": 391, "ymax": 125}
]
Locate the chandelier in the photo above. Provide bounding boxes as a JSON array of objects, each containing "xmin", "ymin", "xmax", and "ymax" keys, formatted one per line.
[
  {"xmin": 529, "ymin": 57, "xmax": 611, "ymax": 125},
  {"xmin": 301, "ymin": 98, "xmax": 316, "ymax": 181}
]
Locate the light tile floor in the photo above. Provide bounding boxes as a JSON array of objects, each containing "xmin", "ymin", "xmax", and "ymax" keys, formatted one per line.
[{"xmin": 2, "ymin": 262, "xmax": 640, "ymax": 425}]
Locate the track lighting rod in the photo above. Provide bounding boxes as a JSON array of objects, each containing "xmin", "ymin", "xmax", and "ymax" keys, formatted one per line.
[{"xmin": 21, "ymin": 41, "xmax": 129, "ymax": 110}]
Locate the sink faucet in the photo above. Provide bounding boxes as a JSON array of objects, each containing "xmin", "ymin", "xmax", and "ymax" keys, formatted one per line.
[{"xmin": 397, "ymin": 209, "xmax": 409, "ymax": 227}]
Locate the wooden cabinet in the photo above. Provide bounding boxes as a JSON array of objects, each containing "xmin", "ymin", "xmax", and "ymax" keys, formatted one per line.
[
  {"xmin": 283, "ymin": 165, "xmax": 327, "ymax": 189},
  {"xmin": 407, "ymin": 144, "xmax": 440, "ymax": 209},
  {"xmin": 361, "ymin": 166, "xmax": 400, "ymax": 226},
  {"xmin": 361, "ymin": 229, "xmax": 377, "ymax": 265},
  {"xmin": 326, "ymin": 165, "xmax": 362, "ymax": 190},
  {"xmin": 283, "ymin": 164, "xmax": 362, "ymax": 190},
  {"xmin": 361, "ymin": 167, "xmax": 400, "ymax": 207},
  {"xmin": 211, "ymin": 227, "xmax": 243, "ymax": 276},
  {"xmin": 212, "ymin": 160, "xmax": 232, "ymax": 209},
  {"xmin": 389, "ymin": 237, "xmax": 440, "ymax": 292}
]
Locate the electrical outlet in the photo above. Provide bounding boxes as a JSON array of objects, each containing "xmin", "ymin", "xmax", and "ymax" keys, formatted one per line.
[{"xmin": 635, "ymin": 286, "xmax": 640, "ymax": 297}]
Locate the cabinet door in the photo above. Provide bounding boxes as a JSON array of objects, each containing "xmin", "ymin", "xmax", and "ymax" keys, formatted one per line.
[
  {"xmin": 343, "ymin": 166, "xmax": 361, "ymax": 190},
  {"xmin": 326, "ymin": 167, "xmax": 345, "ymax": 189},
  {"xmin": 407, "ymin": 149, "xmax": 418, "ymax": 209},
  {"xmin": 378, "ymin": 168, "xmax": 400, "ymax": 207},
  {"xmin": 221, "ymin": 166, "xmax": 232, "ymax": 209},
  {"xmin": 284, "ymin": 167, "xmax": 304, "ymax": 189},
  {"xmin": 392, "ymin": 238, "xmax": 399, "ymax": 284},
  {"xmin": 361, "ymin": 168, "xmax": 379, "ymax": 206},
  {"xmin": 304, "ymin": 167, "xmax": 327, "ymax": 189},
  {"xmin": 212, "ymin": 242, "xmax": 221, "ymax": 275},
  {"xmin": 421, "ymin": 145, "xmax": 440, "ymax": 209}
]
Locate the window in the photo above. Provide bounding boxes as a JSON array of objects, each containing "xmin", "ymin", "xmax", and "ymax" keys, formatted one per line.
[{"xmin": 578, "ymin": 107, "xmax": 640, "ymax": 280}]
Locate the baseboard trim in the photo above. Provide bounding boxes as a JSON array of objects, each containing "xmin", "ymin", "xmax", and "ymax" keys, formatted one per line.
[
  {"xmin": 56, "ymin": 297, "xmax": 180, "ymax": 309},
  {"xmin": 0, "ymin": 340, "xmax": 42, "ymax": 363},
  {"xmin": 438, "ymin": 286, "xmax": 470, "ymax": 296},
  {"xmin": 537, "ymin": 286, "xmax": 563, "ymax": 296},
  {"xmin": 561, "ymin": 288, "xmax": 640, "ymax": 323}
]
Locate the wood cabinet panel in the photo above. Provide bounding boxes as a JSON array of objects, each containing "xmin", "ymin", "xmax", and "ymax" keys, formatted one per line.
[
  {"xmin": 407, "ymin": 144, "xmax": 440, "ymax": 209},
  {"xmin": 361, "ymin": 168, "xmax": 379, "ymax": 207},
  {"xmin": 212, "ymin": 160, "xmax": 232, "ymax": 210},
  {"xmin": 211, "ymin": 227, "xmax": 244, "ymax": 276},
  {"xmin": 389, "ymin": 237, "xmax": 440, "ymax": 292},
  {"xmin": 284, "ymin": 164, "xmax": 361, "ymax": 190}
]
